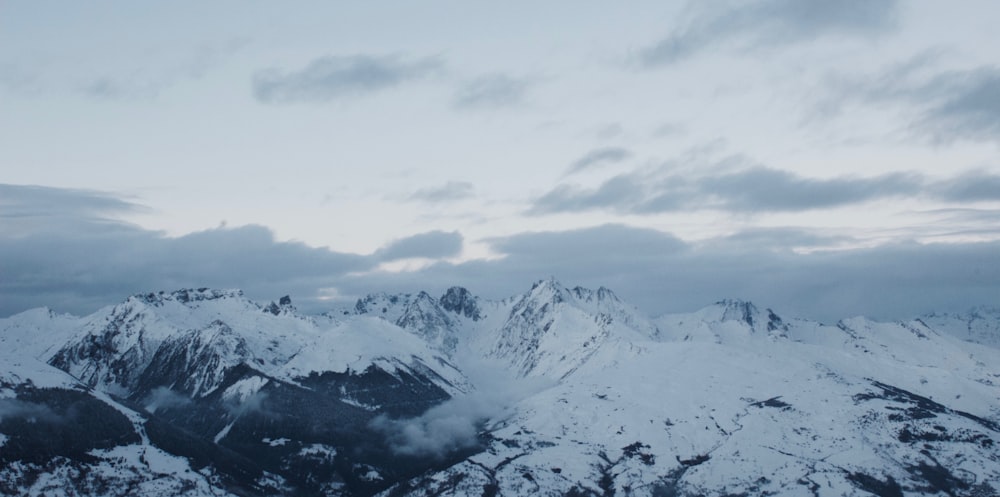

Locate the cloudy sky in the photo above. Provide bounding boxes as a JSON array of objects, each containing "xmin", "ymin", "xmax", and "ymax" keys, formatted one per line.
[{"xmin": 2, "ymin": 1, "xmax": 998, "ymax": 321}]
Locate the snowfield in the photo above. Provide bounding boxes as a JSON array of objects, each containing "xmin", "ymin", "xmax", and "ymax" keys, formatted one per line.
[{"xmin": 1, "ymin": 281, "xmax": 998, "ymax": 496}]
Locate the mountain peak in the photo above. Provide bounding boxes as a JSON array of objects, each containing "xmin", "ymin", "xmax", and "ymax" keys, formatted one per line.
[
  {"xmin": 440, "ymin": 286, "xmax": 482, "ymax": 321},
  {"xmin": 569, "ymin": 285, "xmax": 621, "ymax": 304},
  {"xmin": 527, "ymin": 277, "xmax": 570, "ymax": 303},
  {"xmin": 714, "ymin": 299, "xmax": 759, "ymax": 326},
  {"xmin": 132, "ymin": 288, "xmax": 245, "ymax": 307},
  {"xmin": 264, "ymin": 295, "xmax": 295, "ymax": 316}
]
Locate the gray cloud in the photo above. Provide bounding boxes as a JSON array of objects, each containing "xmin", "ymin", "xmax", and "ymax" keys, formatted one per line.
[
  {"xmin": 81, "ymin": 77, "xmax": 161, "ymax": 100},
  {"xmin": 6, "ymin": 185, "xmax": 997, "ymax": 324},
  {"xmin": 338, "ymin": 224, "xmax": 1000, "ymax": 322},
  {"xmin": 74, "ymin": 39, "xmax": 249, "ymax": 101},
  {"xmin": 641, "ymin": 0, "xmax": 898, "ymax": 66},
  {"xmin": 371, "ymin": 357, "xmax": 550, "ymax": 457},
  {"xmin": 931, "ymin": 170, "xmax": 1000, "ymax": 202},
  {"xmin": 143, "ymin": 387, "xmax": 191, "ymax": 414},
  {"xmin": 530, "ymin": 165, "xmax": 928, "ymax": 215},
  {"xmin": 0, "ymin": 399, "xmax": 60, "ymax": 423},
  {"xmin": 374, "ymin": 231, "xmax": 463, "ymax": 262},
  {"xmin": 0, "ymin": 185, "xmax": 470, "ymax": 317},
  {"xmin": 0, "ymin": 184, "xmax": 148, "ymax": 236},
  {"xmin": 913, "ymin": 67, "xmax": 1000, "ymax": 144},
  {"xmin": 408, "ymin": 181, "xmax": 475, "ymax": 203},
  {"xmin": 566, "ymin": 147, "xmax": 631, "ymax": 175},
  {"xmin": 490, "ymin": 223, "xmax": 687, "ymax": 264},
  {"xmin": 227, "ymin": 390, "xmax": 269, "ymax": 417},
  {"xmin": 698, "ymin": 168, "xmax": 923, "ymax": 211},
  {"xmin": 253, "ymin": 54, "xmax": 441, "ymax": 103},
  {"xmin": 652, "ymin": 122, "xmax": 686, "ymax": 138},
  {"xmin": 370, "ymin": 392, "xmax": 487, "ymax": 457},
  {"xmin": 710, "ymin": 227, "xmax": 857, "ymax": 251},
  {"xmin": 820, "ymin": 58, "xmax": 1000, "ymax": 144},
  {"xmin": 918, "ymin": 207, "xmax": 1000, "ymax": 226},
  {"xmin": 453, "ymin": 74, "xmax": 530, "ymax": 109},
  {"xmin": 532, "ymin": 175, "xmax": 643, "ymax": 214}
]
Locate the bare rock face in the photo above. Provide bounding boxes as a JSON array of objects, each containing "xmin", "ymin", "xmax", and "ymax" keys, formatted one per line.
[{"xmin": 439, "ymin": 286, "xmax": 482, "ymax": 321}]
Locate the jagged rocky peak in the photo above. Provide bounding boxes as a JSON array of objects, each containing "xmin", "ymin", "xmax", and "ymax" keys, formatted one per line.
[
  {"xmin": 134, "ymin": 287, "xmax": 245, "ymax": 306},
  {"xmin": 353, "ymin": 291, "xmax": 405, "ymax": 314},
  {"xmin": 264, "ymin": 295, "xmax": 295, "ymax": 315},
  {"xmin": 439, "ymin": 286, "xmax": 482, "ymax": 321},
  {"xmin": 527, "ymin": 277, "xmax": 571, "ymax": 304},
  {"xmin": 570, "ymin": 285, "xmax": 621, "ymax": 303},
  {"xmin": 714, "ymin": 298, "xmax": 759, "ymax": 326},
  {"xmin": 711, "ymin": 299, "xmax": 789, "ymax": 335},
  {"xmin": 765, "ymin": 307, "xmax": 788, "ymax": 334}
]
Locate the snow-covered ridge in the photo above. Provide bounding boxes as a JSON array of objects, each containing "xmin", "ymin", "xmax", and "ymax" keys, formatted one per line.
[
  {"xmin": 1, "ymin": 279, "xmax": 998, "ymax": 496},
  {"xmin": 30, "ymin": 288, "xmax": 466, "ymax": 400}
]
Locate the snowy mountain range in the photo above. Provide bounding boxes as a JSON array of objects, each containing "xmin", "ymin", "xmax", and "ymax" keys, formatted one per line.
[{"xmin": 1, "ymin": 280, "xmax": 998, "ymax": 496}]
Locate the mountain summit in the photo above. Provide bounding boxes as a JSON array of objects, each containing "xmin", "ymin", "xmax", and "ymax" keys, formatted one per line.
[{"xmin": 1, "ymin": 280, "xmax": 998, "ymax": 496}]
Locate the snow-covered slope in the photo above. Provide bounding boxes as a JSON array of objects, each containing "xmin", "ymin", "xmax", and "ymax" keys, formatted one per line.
[
  {"xmin": 353, "ymin": 278, "xmax": 661, "ymax": 379},
  {"xmin": 0, "ymin": 344, "xmax": 262, "ymax": 497},
  {"xmin": 46, "ymin": 288, "xmax": 466, "ymax": 398},
  {"xmin": 919, "ymin": 306, "xmax": 1000, "ymax": 348},
  {"xmin": 394, "ymin": 301, "xmax": 1000, "ymax": 496},
  {"xmin": 1, "ymin": 280, "xmax": 998, "ymax": 496},
  {"xmin": 2, "ymin": 288, "xmax": 470, "ymax": 496}
]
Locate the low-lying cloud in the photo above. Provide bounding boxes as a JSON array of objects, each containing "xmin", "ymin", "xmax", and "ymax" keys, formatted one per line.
[
  {"xmin": 370, "ymin": 357, "xmax": 551, "ymax": 458},
  {"xmin": 374, "ymin": 230, "xmax": 463, "ymax": 262},
  {"xmin": 3, "ymin": 184, "xmax": 998, "ymax": 323},
  {"xmin": 336, "ymin": 223, "xmax": 1000, "ymax": 323},
  {"xmin": 143, "ymin": 387, "xmax": 191, "ymax": 414},
  {"xmin": 0, "ymin": 398, "xmax": 60, "ymax": 423},
  {"xmin": 0, "ymin": 184, "xmax": 462, "ymax": 317}
]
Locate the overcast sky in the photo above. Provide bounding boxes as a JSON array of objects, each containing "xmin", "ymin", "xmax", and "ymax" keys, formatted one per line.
[{"xmin": 1, "ymin": 1, "xmax": 998, "ymax": 321}]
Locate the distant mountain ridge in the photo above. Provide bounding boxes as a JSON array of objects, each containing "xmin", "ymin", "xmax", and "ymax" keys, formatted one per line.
[{"xmin": 1, "ymin": 280, "xmax": 998, "ymax": 496}]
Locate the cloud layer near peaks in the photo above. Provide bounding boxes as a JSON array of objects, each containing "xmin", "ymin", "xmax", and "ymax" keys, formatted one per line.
[
  {"xmin": 371, "ymin": 356, "xmax": 551, "ymax": 457},
  {"xmin": 3, "ymin": 185, "xmax": 998, "ymax": 322},
  {"xmin": 373, "ymin": 230, "xmax": 463, "ymax": 262},
  {"xmin": 340, "ymin": 224, "xmax": 1000, "ymax": 323},
  {"xmin": 0, "ymin": 184, "xmax": 459, "ymax": 317}
]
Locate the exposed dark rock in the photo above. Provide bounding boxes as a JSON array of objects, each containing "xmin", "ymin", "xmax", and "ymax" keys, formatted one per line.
[
  {"xmin": 440, "ymin": 286, "xmax": 482, "ymax": 321},
  {"xmin": 845, "ymin": 472, "xmax": 904, "ymax": 497}
]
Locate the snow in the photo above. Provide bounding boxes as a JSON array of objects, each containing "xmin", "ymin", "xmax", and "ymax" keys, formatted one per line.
[
  {"xmin": 2, "ymin": 280, "xmax": 999, "ymax": 496},
  {"xmin": 299, "ymin": 443, "xmax": 338, "ymax": 459},
  {"xmin": 340, "ymin": 397, "xmax": 379, "ymax": 411},
  {"xmin": 222, "ymin": 376, "xmax": 269, "ymax": 403},
  {"xmin": 263, "ymin": 437, "xmax": 290, "ymax": 447},
  {"xmin": 214, "ymin": 422, "xmax": 234, "ymax": 444},
  {"xmin": 367, "ymin": 280, "xmax": 1000, "ymax": 496},
  {"xmin": 0, "ymin": 443, "xmax": 239, "ymax": 497},
  {"xmin": 5, "ymin": 288, "xmax": 468, "ymax": 402}
]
